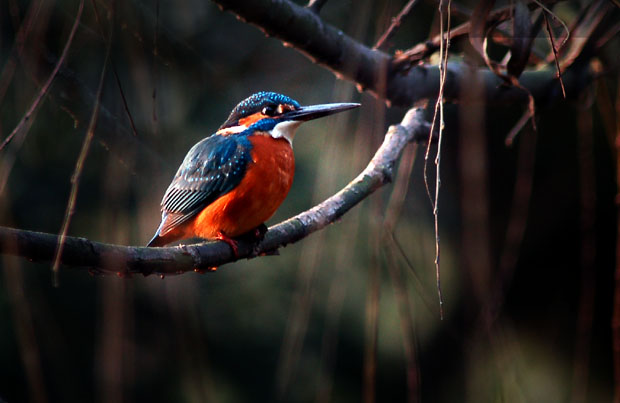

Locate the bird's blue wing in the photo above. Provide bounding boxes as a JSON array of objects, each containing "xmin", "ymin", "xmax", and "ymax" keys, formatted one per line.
[{"xmin": 157, "ymin": 134, "xmax": 252, "ymax": 236}]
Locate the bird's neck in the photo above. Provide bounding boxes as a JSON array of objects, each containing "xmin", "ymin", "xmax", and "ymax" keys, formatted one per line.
[
  {"xmin": 217, "ymin": 120, "xmax": 302, "ymax": 147},
  {"xmin": 269, "ymin": 120, "xmax": 302, "ymax": 145}
]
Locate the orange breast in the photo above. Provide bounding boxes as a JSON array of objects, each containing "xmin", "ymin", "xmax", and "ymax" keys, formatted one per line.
[{"xmin": 191, "ymin": 135, "xmax": 295, "ymax": 239}]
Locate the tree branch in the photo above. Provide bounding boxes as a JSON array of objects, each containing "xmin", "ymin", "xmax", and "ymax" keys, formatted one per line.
[
  {"xmin": 0, "ymin": 109, "xmax": 431, "ymax": 276},
  {"xmin": 306, "ymin": 0, "xmax": 328, "ymax": 14},
  {"xmin": 211, "ymin": 0, "xmax": 593, "ymax": 107},
  {"xmin": 4, "ymin": 0, "xmax": 613, "ymax": 277}
]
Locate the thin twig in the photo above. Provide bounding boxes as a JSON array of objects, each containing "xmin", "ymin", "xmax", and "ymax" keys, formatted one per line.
[
  {"xmin": 424, "ymin": 0, "xmax": 451, "ymax": 320},
  {"xmin": 52, "ymin": 35, "xmax": 112, "ymax": 285},
  {"xmin": 384, "ymin": 143, "xmax": 418, "ymax": 231},
  {"xmin": 0, "ymin": 0, "xmax": 84, "ymax": 152},
  {"xmin": 112, "ymin": 69, "xmax": 140, "ymax": 137},
  {"xmin": 152, "ymin": 0, "xmax": 160, "ymax": 137},
  {"xmin": 505, "ymin": 104, "xmax": 535, "ymax": 146},
  {"xmin": 392, "ymin": 22, "xmax": 469, "ymax": 69},
  {"xmin": 387, "ymin": 231, "xmax": 438, "ymax": 314},
  {"xmin": 373, "ymin": 0, "xmax": 420, "ymax": 50},
  {"xmin": 434, "ymin": 0, "xmax": 451, "ymax": 320},
  {"xmin": 0, "ymin": 0, "xmax": 44, "ymax": 109},
  {"xmin": 532, "ymin": 0, "xmax": 570, "ymax": 51},
  {"xmin": 90, "ymin": 0, "xmax": 140, "ymax": 137},
  {"xmin": 393, "ymin": 0, "xmax": 559, "ymax": 70},
  {"xmin": 556, "ymin": 1, "xmax": 610, "ymax": 72},
  {"xmin": 0, "ymin": 0, "xmax": 84, "ymax": 200},
  {"xmin": 543, "ymin": 11, "xmax": 566, "ymax": 98},
  {"xmin": 382, "ymin": 148, "xmax": 423, "ymax": 400}
]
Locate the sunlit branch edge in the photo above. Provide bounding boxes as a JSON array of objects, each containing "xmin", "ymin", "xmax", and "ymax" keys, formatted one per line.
[{"xmin": 0, "ymin": 109, "xmax": 430, "ymax": 276}]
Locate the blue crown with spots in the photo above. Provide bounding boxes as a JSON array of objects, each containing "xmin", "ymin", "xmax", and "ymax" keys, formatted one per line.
[{"xmin": 219, "ymin": 92, "xmax": 301, "ymax": 130}]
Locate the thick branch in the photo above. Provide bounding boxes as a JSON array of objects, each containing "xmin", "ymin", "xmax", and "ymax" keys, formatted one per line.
[
  {"xmin": 0, "ymin": 109, "xmax": 430, "ymax": 276},
  {"xmin": 211, "ymin": 0, "xmax": 588, "ymax": 107}
]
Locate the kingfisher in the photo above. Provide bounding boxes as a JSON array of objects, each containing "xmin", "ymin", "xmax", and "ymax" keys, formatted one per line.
[{"xmin": 147, "ymin": 91, "xmax": 359, "ymax": 253}]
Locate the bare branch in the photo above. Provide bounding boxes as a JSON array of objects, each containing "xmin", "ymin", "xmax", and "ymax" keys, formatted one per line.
[
  {"xmin": 210, "ymin": 0, "xmax": 597, "ymax": 108},
  {"xmin": 392, "ymin": 22, "xmax": 469, "ymax": 69},
  {"xmin": 0, "ymin": 0, "xmax": 84, "ymax": 152},
  {"xmin": 425, "ymin": 0, "xmax": 452, "ymax": 320},
  {"xmin": 0, "ymin": 0, "xmax": 84, "ymax": 194},
  {"xmin": 373, "ymin": 0, "xmax": 421, "ymax": 51},
  {"xmin": 544, "ymin": 10, "xmax": 566, "ymax": 98},
  {"xmin": 52, "ymin": 31, "xmax": 112, "ymax": 285},
  {"xmin": 90, "ymin": 0, "xmax": 141, "ymax": 138},
  {"xmin": 0, "ymin": 109, "xmax": 431, "ymax": 275},
  {"xmin": 307, "ymin": 0, "xmax": 328, "ymax": 14},
  {"xmin": 392, "ymin": 0, "xmax": 559, "ymax": 70}
]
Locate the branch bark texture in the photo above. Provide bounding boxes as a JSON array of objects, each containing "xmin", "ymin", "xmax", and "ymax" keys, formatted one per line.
[
  {"xmin": 0, "ymin": 109, "xmax": 430, "ymax": 275},
  {"xmin": 212, "ymin": 0, "xmax": 584, "ymax": 107}
]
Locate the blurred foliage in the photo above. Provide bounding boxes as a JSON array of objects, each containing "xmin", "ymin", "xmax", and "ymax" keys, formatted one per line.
[{"xmin": 0, "ymin": 0, "xmax": 618, "ymax": 402}]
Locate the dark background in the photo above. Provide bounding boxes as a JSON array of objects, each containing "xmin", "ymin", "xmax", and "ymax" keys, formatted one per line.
[{"xmin": 0, "ymin": 0, "xmax": 617, "ymax": 402}]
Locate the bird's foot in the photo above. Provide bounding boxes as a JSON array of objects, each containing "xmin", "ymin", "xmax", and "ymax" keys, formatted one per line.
[
  {"xmin": 216, "ymin": 231, "xmax": 239, "ymax": 258},
  {"xmin": 249, "ymin": 224, "xmax": 271, "ymax": 257},
  {"xmin": 253, "ymin": 223, "xmax": 268, "ymax": 242}
]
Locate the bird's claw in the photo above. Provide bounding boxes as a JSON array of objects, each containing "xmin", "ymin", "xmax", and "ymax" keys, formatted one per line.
[{"xmin": 216, "ymin": 231, "xmax": 239, "ymax": 258}]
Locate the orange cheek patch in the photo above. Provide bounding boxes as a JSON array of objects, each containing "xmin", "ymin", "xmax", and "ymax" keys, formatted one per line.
[{"xmin": 218, "ymin": 112, "xmax": 270, "ymax": 136}]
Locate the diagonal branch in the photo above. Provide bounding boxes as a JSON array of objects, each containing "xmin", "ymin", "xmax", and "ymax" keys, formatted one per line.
[
  {"xmin": 52, "ymin": 25, "xmax": 112, "ymax": 285},
  {"xmin": 0, "ymin": 109, "xmax": 431, "ymax": 276},
  {"xmin": 210, "ymin": 0, "xmax": 594, "ymax": 107},
  {"xmin": 0, "ymin": 0, "xmax": 84, "ymax": 152},
  {"xmin": 0, "ymin": 0, "xmax": 85, "ymax": 196},
  {"xmin": 373, "ymin": 0, "xmax": 421, "ymax": 51}
]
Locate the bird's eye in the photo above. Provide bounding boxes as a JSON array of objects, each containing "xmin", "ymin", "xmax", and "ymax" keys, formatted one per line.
[{"xmin": 262, "ymin": 105, "xmax": 277, "ymax": 116}]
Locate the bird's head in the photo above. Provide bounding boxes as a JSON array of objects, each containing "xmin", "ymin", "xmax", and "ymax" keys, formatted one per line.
[{"xmin": 217, "ymin": 91, "xmax": 359, "ymax": 144}]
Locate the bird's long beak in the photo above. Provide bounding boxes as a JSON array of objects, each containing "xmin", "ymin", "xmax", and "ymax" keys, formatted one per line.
[{"xmin": 283, "ymin": 102, "xmax": 360, "ymax": 122}]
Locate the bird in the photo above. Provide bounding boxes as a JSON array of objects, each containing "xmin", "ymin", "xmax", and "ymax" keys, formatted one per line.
[{"xmin": 147, "ymin": 91, "xmax": 360, "ymax": 254}]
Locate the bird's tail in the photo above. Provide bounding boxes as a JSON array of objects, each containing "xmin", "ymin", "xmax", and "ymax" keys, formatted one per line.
[
  {"xmin": 146, "ymin": 221, "xmax": 171, "ymax": 247},
  {"xmin": 147, "ymin": 213, "xmax": 186, "ymax": 247},
  {"xmin": 146, "ymin": 233, "xmax": 166, "ymax": 247}
]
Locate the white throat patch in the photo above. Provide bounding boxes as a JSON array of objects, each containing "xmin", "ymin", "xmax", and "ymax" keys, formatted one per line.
[{"xmin": 271, "ymin": 120, "xmax": 302, "ymax": 145}]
